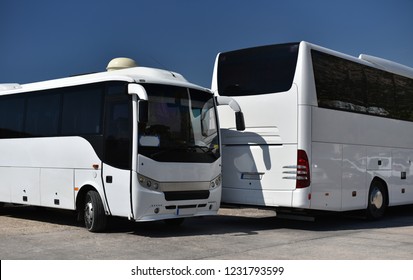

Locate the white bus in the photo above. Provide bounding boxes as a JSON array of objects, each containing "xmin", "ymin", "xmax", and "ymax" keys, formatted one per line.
[
  {"xmin": 0, "ymin": 58, "xmax": 244, "ymax": 232},
  {"xmin": 212, "ymin": 41, "xmax": 413, "ymax": 219}
]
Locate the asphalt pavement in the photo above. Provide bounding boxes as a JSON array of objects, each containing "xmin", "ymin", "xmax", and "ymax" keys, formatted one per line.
[{"xmin": 1, "ymin": 204, "xmax": 413, "ymax": 259}]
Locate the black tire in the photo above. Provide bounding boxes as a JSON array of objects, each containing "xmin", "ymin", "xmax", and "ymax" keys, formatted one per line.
[
  {"xmin": 366, "ymin": 180, "xmax": 388, "ymax": 220},
  {"xmin": 84, "ymin": 190, "xmax": 107, "ymax": 232}
]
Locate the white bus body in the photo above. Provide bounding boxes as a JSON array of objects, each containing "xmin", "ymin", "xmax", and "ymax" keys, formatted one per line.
[
  {"xmin": 0, "ymin": 58, "xmax": 244, "ymax": 231},
  {"xmin": 212, "ymin": 42, "xmax": 413, "ymax": 218}
]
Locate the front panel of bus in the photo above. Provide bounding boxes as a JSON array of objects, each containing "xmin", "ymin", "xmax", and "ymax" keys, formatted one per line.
[
  {"xmin": 213, "ymin": 43, "xmax": 309, "ymax": 208},
  {"xmin": 131, "ymin": 84, "xmax": 221, "ymax": 221}
]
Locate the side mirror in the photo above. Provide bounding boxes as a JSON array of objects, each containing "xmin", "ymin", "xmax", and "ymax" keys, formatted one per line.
[
  {"xmin": 215, "ymin": 96, "xmax": 245, "ymax": 131},
  {"xmin": 235, "ymin": 111, "xmax": 245, "ymax": 131},
  {"xmin": 129, "ymin": 83, "xmax": 149, "ymax": 123},
  {"xmin": 138, "ymin": 100, "xmax": 148, "ymax": 123}
]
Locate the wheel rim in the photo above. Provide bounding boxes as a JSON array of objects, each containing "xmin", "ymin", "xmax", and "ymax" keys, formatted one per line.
[
  {"xmin": 370, "ymin": 187, "xmax": 383, "ymax": 210},
  {"xmin": 84, "ymin": 199, "xmax": 94, "ymax": 229}
]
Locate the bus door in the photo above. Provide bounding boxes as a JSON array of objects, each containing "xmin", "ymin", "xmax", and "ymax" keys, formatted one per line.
[{"xmin": 102, "ymin": 85, "xmax": 133, "ymax": 218}]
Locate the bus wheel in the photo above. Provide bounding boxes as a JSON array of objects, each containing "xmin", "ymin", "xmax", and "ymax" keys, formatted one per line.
[
  {"xmin": 366, "ymin": 180, "xmax": 387, "ymax": 220},
  {"xmin": 84, "ymin": 190, "xmax": 107, "ymax": 232}
]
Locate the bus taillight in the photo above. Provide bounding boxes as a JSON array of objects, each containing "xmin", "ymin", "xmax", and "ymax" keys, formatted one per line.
[{"xmin": 296, "ymin": 150, "xmax": 310, "ymax": 188}]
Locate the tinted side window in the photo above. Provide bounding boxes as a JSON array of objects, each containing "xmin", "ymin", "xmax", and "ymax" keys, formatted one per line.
[
  {"xmin": 312, "ymin": 50, "xmax": 367, "ymax": 113},
  {"xmin": 312, "ymin": 50, "xmax": 413, "ymax": 121},
  {"xmin": 0, "ymin": 82, "xmax": 126, "ymax": 142},
  {"xmin": 25, "ymin": 93, "xmax": 61, "ymax": 137},
  {"xmin": 364, "ymin": 68, "xmax": 395, "ymax": 117},
  {"xmin": 394, "ymin": 75, "xmax": 413, "ymax": 121},
  {"xmin": 0, "ymin": 96, "xmax": 25, "ymax": 138},
  {"xmin": 62, "ymin": 86, "xmax": 103, "ymax": 135}
]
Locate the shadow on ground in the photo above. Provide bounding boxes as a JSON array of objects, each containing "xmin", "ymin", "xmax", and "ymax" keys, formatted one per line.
[{"xmin": 1, "ymin": 203, "xmax": 412, "ymax": 237}]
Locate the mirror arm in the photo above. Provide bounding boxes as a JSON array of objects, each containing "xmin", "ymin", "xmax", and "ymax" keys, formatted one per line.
[
  {"xmin": 128, "ymin": 83, "xmax": 148, "ymax": 101},
  {"xmin": 215, "ymin": 96, "xmax": 241, "ymax": 112},
  {"xmin": 128, "ymin": 83, "xmax": 149, "ymax": 123}
]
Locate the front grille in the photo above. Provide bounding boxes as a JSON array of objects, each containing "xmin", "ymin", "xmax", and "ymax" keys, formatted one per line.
[
  {"xmin": 164, "ymin": 190, "xmax": 210, "ymax": 201},
  {"xmin": 165, "ymin": 204, "xmax": 208, "ymax": 210}
]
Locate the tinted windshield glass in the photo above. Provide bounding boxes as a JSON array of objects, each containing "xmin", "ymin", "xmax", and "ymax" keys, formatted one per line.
[
  {"xmin": 217, "ymin": 43, "xmax": 299, "ymax": 96},
  {"xmin": 138, "ymin": 84, "xmax": 219, "ymax": 163}
]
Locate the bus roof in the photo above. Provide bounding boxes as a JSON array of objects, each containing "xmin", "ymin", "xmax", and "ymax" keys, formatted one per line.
[
  {"xmin": 303, "ymin": 41, "xmax": 413, "ymax": 79},
  {"xmin": 358, "ymin": 54, "xmax": 413, "ymax": 79},
  {"xmin": 215, "ymin": 41, "xmax": 413, "ymax": 80},
  {"xmin": 0, "ymin": 65, "xmax": 208, "ymax": 96}
]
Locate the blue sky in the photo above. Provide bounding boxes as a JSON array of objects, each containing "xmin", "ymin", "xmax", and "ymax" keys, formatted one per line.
[{"xmin": 1, "ymin": 0, "xmax": 412, "ymax": 88}]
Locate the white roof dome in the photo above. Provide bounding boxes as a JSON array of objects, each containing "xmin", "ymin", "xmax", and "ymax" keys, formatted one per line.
[{"xmin": 106, "ymin": 57, "xmax": 137, "ymax": 71}]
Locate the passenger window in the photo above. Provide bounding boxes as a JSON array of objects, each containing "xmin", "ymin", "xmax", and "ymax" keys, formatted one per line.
[
  {"xmin": 25, "ymin": 93, "xmax": 60, "ymax": 136},
  {"xmin": 0, "ymin": 97, "xmax": 25, "ymax": 138},
  {"xmin": 62, "ymin": 86, "xmax": 103, "ymax": 135}
]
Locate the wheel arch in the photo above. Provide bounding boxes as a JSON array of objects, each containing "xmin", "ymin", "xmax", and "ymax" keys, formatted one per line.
[
  {"xmin": 370, "ymin": 176, "xmax": 389, "ymax": 206},
  {"xmin": 75, "ymin": 183, "xmax": 110, "ymax": 215},
  {"xmin": 76, "ymin": 184, "xmax": 96, "ymax": 212}
]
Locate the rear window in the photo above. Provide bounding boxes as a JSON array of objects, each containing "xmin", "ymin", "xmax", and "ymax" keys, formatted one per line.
[{"xmin": 217, "ymin": 43, "xmax": 299, "ymax": 96}]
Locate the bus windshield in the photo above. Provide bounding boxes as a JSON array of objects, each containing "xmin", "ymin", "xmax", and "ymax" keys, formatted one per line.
[
  {"xmin": 217, "ymin": 43, "xmax": 299, "ymax": 96},
  {"xmin": 138, "ymin": 84, "xmax": 219, "ymax": 163}
]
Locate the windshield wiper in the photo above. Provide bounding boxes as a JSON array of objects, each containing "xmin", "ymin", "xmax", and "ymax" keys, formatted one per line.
[
  {"xmin": 188, "ymin": 145, "xmax": 219, "ymax": 159},
  {"xmin": 188, "ymin": 145, "xmax": 212, "ymax": 152},
  {"xmin": 146, "ymin": 145, "xmax": 218, "ymax": 160}
]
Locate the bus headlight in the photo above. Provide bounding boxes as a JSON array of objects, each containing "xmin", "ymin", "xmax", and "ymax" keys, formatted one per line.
[
  {"xmin": 210, "ymin": 175, "xmax": 222, "ymax": 190},
  {"xmin": 138, "ymin": 174, "xmax": 161, "ymax": 191}
]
